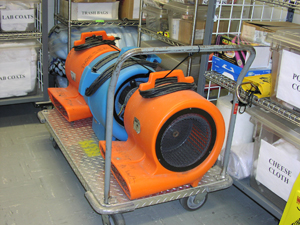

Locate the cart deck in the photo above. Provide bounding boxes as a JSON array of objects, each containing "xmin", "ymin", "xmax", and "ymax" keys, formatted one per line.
[{"xmin": 38, "ymin": 108, "xmax": 233, "ymax": 215}]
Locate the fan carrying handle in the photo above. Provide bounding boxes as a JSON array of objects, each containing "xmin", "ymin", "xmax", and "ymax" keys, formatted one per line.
[
  {"xmin": 74, "ymin": 31, "xmax": 115, "ymax": 46},
  {"xmin": 139, "ymin": 70, "xmax": 194, "ymax": 91}
]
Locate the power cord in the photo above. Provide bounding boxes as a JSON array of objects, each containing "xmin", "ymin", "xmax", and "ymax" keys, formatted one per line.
[
  {"xmin": 139, "ymin": 53, "xmax": 197, "ymax": 98},
  {"xmin": 139, "ymin": 77, "xmax": 197, "ymax": 98}
]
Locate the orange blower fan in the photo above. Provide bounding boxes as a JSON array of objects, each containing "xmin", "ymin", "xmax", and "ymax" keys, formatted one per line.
[
  {"xmin": 48, "ymin": 31, "xmax": 118, "ymax": 122},
  {"xmin": 99, "ymin": 70, "xmax": 226, "ymax": 200}
]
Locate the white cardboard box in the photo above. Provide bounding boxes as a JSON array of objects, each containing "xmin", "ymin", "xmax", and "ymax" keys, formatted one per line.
[{"xmin": 60, "ymin": 1, "xmax": 119, "ymax": 20}]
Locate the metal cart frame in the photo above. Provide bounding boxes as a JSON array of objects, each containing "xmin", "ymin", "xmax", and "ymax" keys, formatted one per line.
[{"xmin": 38, "ymin": 44, "xmax": 255, "ymax": 225}]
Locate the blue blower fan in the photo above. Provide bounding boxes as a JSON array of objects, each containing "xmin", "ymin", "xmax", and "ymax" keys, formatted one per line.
[{"xmin": 79, "ymin": 47, "xmax": 160, "ymax": 141}]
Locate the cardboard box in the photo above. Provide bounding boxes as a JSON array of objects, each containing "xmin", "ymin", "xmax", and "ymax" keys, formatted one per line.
[
  {"xmin": 60, "ymin": 0, "xmax": 119, "ymax": 20},
  {"xmin": 141, "ymin": 40, "xmax": 201, "ymax": 83},
  {"xmin": 212, "ymin": 56, "xmax": 271, "ymax": 81},
  {"xmin": 241, "ymin": 21, "xmax": 300, "ymax": 44},
  {"xmin": 119, "ymin": 0, "xmax": 140, "ymax": 20},
  {"xmin": 178, "ymin": 19, "xmax": 228, "ymax": 45},
  {"xmin": 214, "ymin": 35, "xmax": 271, "ymax": 68}
]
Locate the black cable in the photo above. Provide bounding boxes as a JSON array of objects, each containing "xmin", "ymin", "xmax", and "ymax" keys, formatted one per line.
[
  {"xmin": 139, "ymin": 77, "xmax": 197, "ymax": 98},
  {"xmin": 163, "ymin": 54, "xmax": 191, "ymax": 79},
  {"xmin": 139, "ymin": 53, "xmax": 197, "ymax": 98},
  {"xmin": 238, "ymin": 86, "xmax": 260, "ymax": 114}
]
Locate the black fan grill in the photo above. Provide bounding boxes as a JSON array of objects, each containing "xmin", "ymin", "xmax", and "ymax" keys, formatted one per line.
[{"xmin": 156, "ymin": 108, "xmax": 217, "ymax": 172}]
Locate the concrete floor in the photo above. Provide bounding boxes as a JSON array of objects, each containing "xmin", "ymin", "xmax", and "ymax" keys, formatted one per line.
[{"xmin": 0, "ymin": 103, "xmax": 279, "ymax": 225}]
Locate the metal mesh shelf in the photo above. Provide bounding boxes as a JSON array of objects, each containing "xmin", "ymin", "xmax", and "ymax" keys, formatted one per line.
[
  {"xmin": 55, "ymin": 14, "xmax": 140, "ymax": 27},
  {"xmin": 0, "ymin": 32, "xmax": 42, "ymax": 40},
  {"xmin": 204, "ymin": 71, "xmax": 300, "ymax": 126}
]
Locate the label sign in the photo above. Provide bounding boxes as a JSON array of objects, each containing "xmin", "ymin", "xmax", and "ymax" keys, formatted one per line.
[
  {"xmin": 256, "ymin": 140, "xmax": 300, "ymax": 201},
  {"xmin": 0, "ymin": 61, "xmax": 32, "ymax": 98},
  {"xmin": 276, "ymin": 49, "xmax": 300, "ymax": 109},
  {"xmin": 76, "ymin": 3, "xmax": 118, "ymax": 20},
  {"xmin": 1, "ymin": 9, "xmax": 34, "ymax": 24}
]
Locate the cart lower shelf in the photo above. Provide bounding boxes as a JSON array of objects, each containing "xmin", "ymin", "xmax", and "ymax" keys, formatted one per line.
[{"xmin": 38, "ymin": 108, "xmax": 233, "ymax": 215}]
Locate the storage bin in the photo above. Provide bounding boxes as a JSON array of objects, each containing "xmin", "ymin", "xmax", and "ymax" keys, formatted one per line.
[
  {"xmin": 163, "ymin": 2, "xmax": 240, "ymax": 44},
  {"xmin": 0, "ymin": 40, "xmax": 41, "ymax": 98},
  {"xmin": 0, "ymin": 0, "xmax": 39, "ymax": 32},
  {"xmin": 248, "ymin": 107, "xmax": 300, "ymax": 211},
  {"xmin": 60, "ymin": 0, "xmax": 119, "ymax": 20},
  {"xmin": 143, "ymin": 5, "xmax": 168, "ymax": 32},
  {"xmin": 266, "ymin": 29, "xmax": 300, "ymax": 111}
]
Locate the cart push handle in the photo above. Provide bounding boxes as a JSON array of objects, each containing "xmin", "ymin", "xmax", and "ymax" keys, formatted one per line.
[{"xmin": 104, "ymin": 45, "xmax": 256, "ymax": 204}]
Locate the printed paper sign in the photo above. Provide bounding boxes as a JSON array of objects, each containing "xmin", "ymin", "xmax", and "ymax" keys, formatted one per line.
[
  {"xmin": 0, "ymin": 61, "xmax": 32, "ymax": 98},
  {"xmin": 276, "ymin": 49, "xmax": 300, "ymax": 109},
  {"xmin": 256, "ymin": 140, "xmax": 300, "ymax": 201},
  {"xmin": 77, "ymin": 3, "xmax": 118, "ymax": 20},
  {"xmin": 1, "ymin": 9, "xmax": 34, "ymax": 24}
]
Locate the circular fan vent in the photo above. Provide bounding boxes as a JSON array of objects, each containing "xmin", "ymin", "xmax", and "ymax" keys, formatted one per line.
[{"xmin": 156, "ymin": 108, "xmax": 216, "ymax": 172}]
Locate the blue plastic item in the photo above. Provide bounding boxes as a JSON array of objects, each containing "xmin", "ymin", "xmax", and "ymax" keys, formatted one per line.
[{"xmin": 78, "ymin": 47, "xmax": 161, "ymax": 141}]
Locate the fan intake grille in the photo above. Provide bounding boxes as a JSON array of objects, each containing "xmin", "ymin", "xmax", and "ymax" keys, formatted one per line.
[{"xmin": 156, "ymin": 108, "xmax": 216, "ymax": 172}]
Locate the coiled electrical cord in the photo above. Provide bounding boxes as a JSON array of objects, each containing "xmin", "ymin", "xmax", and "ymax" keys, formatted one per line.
[
  {"xmin": 139, "ymin": 77, "xmax": 197, "ymax": 98},
  {"xmin": 139, "ymin": 53, "xmax": 197, "ymax": 98}
]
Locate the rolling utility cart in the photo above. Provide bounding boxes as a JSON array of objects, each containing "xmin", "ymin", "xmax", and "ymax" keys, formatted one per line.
[{"xmin": 38, "ymin": 44, "xmax": 255, "ymax": 225}]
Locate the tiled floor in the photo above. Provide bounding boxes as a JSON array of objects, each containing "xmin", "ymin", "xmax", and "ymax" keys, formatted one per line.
[{"xmin": 0, "ymin": 103, "xmax": 279, "ymax": 225}]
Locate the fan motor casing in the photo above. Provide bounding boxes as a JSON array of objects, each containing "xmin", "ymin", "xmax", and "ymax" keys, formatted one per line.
[
  {"xmin": 99, "ymin": 73, "xmax": 225, "ymax": 200},
  {"xmin": 48, "ymin": 37, "xmax": 118, "ymax": 122}
]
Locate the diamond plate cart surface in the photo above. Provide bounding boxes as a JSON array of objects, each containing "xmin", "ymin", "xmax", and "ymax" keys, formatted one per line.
[
  {"xmin": 40, "ymin": 108, "xmax": 232, "ymax": 212},
  {"xmin": 39, "ymin": 44, "xmax": 256, "ymax": 224}
]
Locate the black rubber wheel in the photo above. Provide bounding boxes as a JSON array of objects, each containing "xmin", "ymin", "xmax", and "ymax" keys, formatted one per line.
[
  {"xmin": 109, "ymin": 214, "xmax": 126, "ymax": 225},
  {"xmin": 50, "ymin": 136, "xmax": 59, "ymax": 149},
  {"xmin": 180, "ymin": 192, "xmax": 208, "ymax": 211}
]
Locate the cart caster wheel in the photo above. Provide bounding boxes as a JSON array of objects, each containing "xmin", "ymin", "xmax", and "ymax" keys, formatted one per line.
[
  {"xmin": 50, "ymin": 136, "xmax": 59, "ymax": 149},
  {"xmin": 180, "ymin": 192, "xmax": 208, "ymax": 211},
  {"xmin": 109, "ymin": 214, "xmax": 126, "ymax": 225}
]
